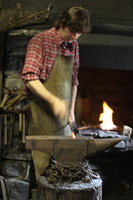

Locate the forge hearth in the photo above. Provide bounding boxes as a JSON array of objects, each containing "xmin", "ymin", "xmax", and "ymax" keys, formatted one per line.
[{"xmin": 76, "ymin": 67, "xmax": 133, "ymax": 128}]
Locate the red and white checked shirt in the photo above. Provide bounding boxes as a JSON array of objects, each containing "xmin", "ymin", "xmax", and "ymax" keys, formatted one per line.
[{"xmin": 21, "ymin": 27, "xmax": 79, "ymax": 86}]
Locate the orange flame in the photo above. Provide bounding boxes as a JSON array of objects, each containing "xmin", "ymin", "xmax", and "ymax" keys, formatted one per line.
[
  {"xmin": 99, "ymin": 101, "xmax": 116, "ymax": 130},
  {"xmin": 72, "ymin": 131, "xmax": 76, "ymax": 139}
]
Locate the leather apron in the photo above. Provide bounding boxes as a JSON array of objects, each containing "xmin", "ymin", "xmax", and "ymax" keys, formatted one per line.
[{"xmin": 28, "ymin": 54, "xmax": 73, "ymax": 136}]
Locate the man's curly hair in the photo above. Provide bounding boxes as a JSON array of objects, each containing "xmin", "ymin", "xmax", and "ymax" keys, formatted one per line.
[{"xmin": 55, "ymin": 7, "xmax": 91, "ymax": 34}]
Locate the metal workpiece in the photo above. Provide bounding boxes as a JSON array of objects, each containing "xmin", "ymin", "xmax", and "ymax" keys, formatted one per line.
[{"xmin": 25, "ymin": 135, "xmax": 122, "ymax": 166}]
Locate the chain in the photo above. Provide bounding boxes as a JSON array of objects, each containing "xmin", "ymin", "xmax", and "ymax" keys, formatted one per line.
[{"xmin": 43, "ymin": 159, "xmax": 100, "ymax": 185}]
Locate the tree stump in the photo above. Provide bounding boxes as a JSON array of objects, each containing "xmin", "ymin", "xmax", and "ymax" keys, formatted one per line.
[{"xmin": 32, "ymin": 175, "xmax": 102, "ymax": 200}]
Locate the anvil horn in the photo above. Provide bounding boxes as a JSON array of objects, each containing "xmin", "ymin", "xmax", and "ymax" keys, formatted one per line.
[{"xmin": 87, "ymin": 137, "xmax": 122, "ymax": 157}]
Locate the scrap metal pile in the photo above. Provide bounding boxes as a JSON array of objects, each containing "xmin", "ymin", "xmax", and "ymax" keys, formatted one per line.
[
  {"xmin": 43, "ymin": 159, "xmax": 99, "ymax": 185},
  {"xmin": 78, "ymin": 127, "xmax": 129, "ymax": 139}
]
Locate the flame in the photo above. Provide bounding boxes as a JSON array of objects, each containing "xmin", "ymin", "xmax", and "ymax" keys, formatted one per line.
[
  {"xmin": 99, "ymin": 101, "xmax": 116, "ymax": 130},
  {"xmin": 72, "ymin": 131, "xmax": 76, "ymax": 139}
]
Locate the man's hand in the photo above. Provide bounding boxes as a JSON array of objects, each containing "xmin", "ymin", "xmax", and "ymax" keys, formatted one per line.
[
  {"xmin": 26, "ymin": 80, "xmax": 67, "ymax": 119},
  {"xmin": 51, "ymin": 97, "xmax": 67, "ymax": 119}
]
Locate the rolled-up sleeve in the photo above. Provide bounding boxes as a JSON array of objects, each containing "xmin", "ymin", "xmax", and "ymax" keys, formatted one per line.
[{"xmin": 21, "ymin": 34, "xmax": 44, "ymax": 83}]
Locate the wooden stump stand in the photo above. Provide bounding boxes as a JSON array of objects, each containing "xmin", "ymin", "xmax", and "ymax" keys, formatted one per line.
[{"xmin": 32, "ymin": 175, "xmax": 102, "ymax": 200}]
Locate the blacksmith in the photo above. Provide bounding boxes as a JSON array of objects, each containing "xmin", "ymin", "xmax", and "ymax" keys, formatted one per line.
[
  {"xmin": 21, "ymin": 6, "xmax": 91, "ymax": 136},
  {"xmin": 21, "ymin": 6, "xmax": 91, "ymax": 181}
]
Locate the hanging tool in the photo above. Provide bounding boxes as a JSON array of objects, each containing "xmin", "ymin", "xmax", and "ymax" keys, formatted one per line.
[
  {"xmin": 22, "ymin": 113, "xmax": 26, "ymax": 143},
  {"xmin": 3, "ymin": 113, "xmax": 8, "ymax": 145},
  {"xmin": 5, "ymin": 94, "xmax": 22, "ymax": 108},
  {"xmin": 19, "ymin": 111, "xmax": 23, "ymax": 135},
  {"xmin": 45, "ymin": 2, "xmax": 52, "ymax": 20},
  {"xmin": 9, "ymin": 113, "xmax": 13, "ymax": 145},
  {"xmin": 0, "ymin": 94, "xmax": 9, "ymax": 108},
  {"xmin": 0, "ymin": 10, "xmax": 44, "ymax": 32}
]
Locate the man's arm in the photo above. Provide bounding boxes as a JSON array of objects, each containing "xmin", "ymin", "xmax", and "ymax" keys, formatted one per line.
[
  {"xmin": 68, "ymin": 85, "xmax": 77, "ymax": 123},
  {"xmin": 26, "ymin": 80, "xmax": 66, "ymax": 119}
]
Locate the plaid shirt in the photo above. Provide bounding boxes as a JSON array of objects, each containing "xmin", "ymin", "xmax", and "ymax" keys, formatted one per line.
[{"xmin": 21, "ymin": 27, "xmax": 79, "ymax": 86}]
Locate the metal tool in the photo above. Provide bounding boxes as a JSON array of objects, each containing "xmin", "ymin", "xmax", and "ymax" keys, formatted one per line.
[
  {"xmin": 3, "ymin": 113, "xmax": 8, "ymax": 145},
  {"xmin": 9, "ymin": 113, "xmax": 13, "ymax": 145},
  {"xmin": 22, "ymin": 113, "xmax": 26, "ymax": 143},
  {"xmin": 5, "ymin": 94, "xmax": 22, "ymax": 108},
  {"xmin": 45, "ymin": 2, "xmax": 52, "ymax": 20},
  {"xmin": 19, "ymin": 112, "xmax": 23, "ymax": 135},
  {"xmin": 68, "ymin": 121, "xmax": 79, "ymax": 135},
  {"xmin": 1, "ymin": 10, "xmax": 44, "ymax": 32},
  {"xmin": 0, "ymin": 94, "xmax": 9, "ymax": 108}
]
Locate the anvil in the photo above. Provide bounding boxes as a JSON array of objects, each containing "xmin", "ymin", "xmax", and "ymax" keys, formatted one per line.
[{"xmin": 26, "ymin": 135, "xmax": 121, "ymax": 166}]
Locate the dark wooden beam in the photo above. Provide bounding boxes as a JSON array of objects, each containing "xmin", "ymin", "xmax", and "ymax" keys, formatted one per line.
[
  {"xmin": 0, "ymin": 32, "xmax": 5, "ymax": 161},
  {"xmin": 0, "ymin": 32, "xmax": 5, "ymax": 101}
]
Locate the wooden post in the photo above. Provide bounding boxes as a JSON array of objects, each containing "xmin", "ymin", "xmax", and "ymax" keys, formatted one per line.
[{"xmin": 32, "ymin": 175, "xmax": 102, "ymax": 200}]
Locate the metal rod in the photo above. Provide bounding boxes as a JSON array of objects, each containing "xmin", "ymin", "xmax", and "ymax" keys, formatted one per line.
[
  {"xmin": 3, "ymin": 113, "xmax": 7, "ymax": 145},
  {"xmin": 22, "ymin": 113, "xmax": 26, "ymax": 143}
]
